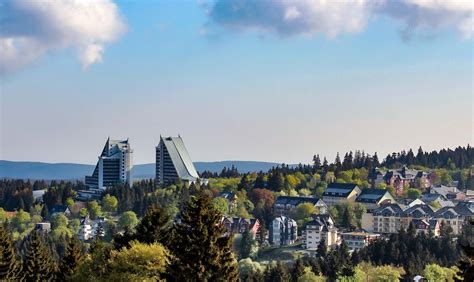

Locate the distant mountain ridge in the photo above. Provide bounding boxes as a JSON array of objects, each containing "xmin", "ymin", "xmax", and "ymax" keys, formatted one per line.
[{"xmin": 0, "ymin": 160, "xmax": 285, "ymax": 180}]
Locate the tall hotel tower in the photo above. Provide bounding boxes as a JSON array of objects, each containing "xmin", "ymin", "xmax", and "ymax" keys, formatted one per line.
[
  {"xmin": 85, "ymin": 138, "xmax": 133, "ymax": 190},
  {"xmin": 156, "ymin": 136, "xmax": 199, "ymax": 185}
]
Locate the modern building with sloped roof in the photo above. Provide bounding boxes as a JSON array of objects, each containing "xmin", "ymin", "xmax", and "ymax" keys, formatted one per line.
[
  {"xmin": 322, "ymin": 183, "xmax": 361, "ymax": 206},
  {"xmin": 356, "ymin": 188, "xmax": 395, "ymax": 211},
  {"xmin": 155, "ymin": 136, "xmax": 200, "ymax": 185},
  {"xmin": 85, "ymin": 138, "xmax": 133, "ymax": 191}
]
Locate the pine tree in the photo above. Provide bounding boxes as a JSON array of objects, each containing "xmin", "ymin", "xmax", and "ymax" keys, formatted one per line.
[
  {"xmin": 168, "ymin": 193, "xmax": 238, "ymax": 281},
  {"xmin": 265, "ymin": 261, "xmax": 290, "ymax": 282},
  {"xmin": 291, "ymin": 258, "xmax": 305, "ymax": 281},
  {"xmin": 59, "ymin": 236, "xmax": 82, "ymax": 280},
  {"xmin": 0, "ymin": 225, "xmax": 21, "ymax": 280},
  {"xmin": 22, "ymin": 230, "xmax": 57, "ymax": 281},
  {"xmin": 239, "ymin": 230, "xmax": 254, "ymax": 259}
]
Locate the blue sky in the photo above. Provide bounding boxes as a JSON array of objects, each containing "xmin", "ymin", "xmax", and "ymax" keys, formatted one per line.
[{"xmin": 0, "ymin": 0, "xmax": 472, "ymax": 165}]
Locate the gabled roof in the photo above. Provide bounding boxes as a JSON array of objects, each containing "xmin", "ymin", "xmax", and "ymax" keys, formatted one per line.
[
  {"xmin": 373, "ymin": 203, "xmax": 404, "ymax": 216},
  {"xmin": 403, "ymin": 204, "xmax": 435, "ymax": 218},
  {"xmin": 275, "ymin": 196, "xmax": 324, "ymax": 206},
  {"xmin": 160, "ymin": 136, "xmax": 199, "ymax": 181},
  {"xmin": 304, "ymin": 214, "xmax": 335, "ymax": 232},
  {"xmin": 356, "ymin": 188, "xmax": 391, "ymax": 204},
  {"xmin": 430, "ymin": 185, "xmax": 463, "ymax": 198},
  {"xmin": 323, "ymin": 183, "xmax": 359, "ymax": 198},
  {"xmin": 421, "ymin": 193, "xmax": 454, "ymax": 207},
  {"xmin": 436, "ymin": 201, "xmax": 474, "ymax": 219}
]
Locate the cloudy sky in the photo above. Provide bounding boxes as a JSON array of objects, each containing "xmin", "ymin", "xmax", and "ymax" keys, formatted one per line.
[{"xmin": 0, "ymin": 0, "xmax": 473, "ymax": 165}]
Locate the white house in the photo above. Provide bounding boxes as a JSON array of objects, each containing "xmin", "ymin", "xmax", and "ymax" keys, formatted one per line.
[
  {"xmin": 270, "ymin": 216, "xmax": 298, "ymax": 246},
  {"xmin": 302, "ymin": 214, "xmax": 338, "ymax": 250}
]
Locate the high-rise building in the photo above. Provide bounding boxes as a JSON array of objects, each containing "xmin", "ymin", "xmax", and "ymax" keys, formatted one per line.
[
  {"xmin": 155, "ymin": 136, "xmax": 199, "ymax": 185},
  {"xmin": 85, "ymin": 138, "xmax": 133, "ymax": 190}
]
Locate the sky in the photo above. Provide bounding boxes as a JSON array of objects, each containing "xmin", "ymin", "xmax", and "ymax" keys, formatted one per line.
[{"xmin": 0, "ymin": 0, "xmax": 473, "ymax": 165}]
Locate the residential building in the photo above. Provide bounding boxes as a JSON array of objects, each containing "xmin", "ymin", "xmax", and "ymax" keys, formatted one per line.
[
  {"xmin": 399, "ymin": 198, "xmax": 425, "ymax": 207},
  {"xmin": 355, "ymin": 188, "xmax": 396, "ymax": 212},
  {"xmin": 221, "ymin": 217, "xmax": 261, "ymax": 236},
  {"xmin": 401, "ymin": 204, "xmax": 436, "ymax": 228},
  {"xmin": 217, "ymin": 191, "xmax": 238, "ymax": 213},
  {"xmin": 270, "ymin": 216, "xmax": 298, "ymax": 246},
  {"xmin": 85, "ymin": 138, "xmax": 133, "ymax": 191},
  {"xmin": 340, "ymin": 231, "xmax": 380, "ymax": 251},
  {"xmin": 371, "ymin": 204, "xmax": 405, "ymax": 234},
  {"xmin": 35, "ymin": 222, "xmax": 51, "ymax": 234},
  {"xmin": 422, "ymin": 193, "xmax": 454, "ymax": 208},
  {"xmin": 429, "ymin": 185, "xmax": 466, "ymax": 202},
  {"xmin": 434, "ymin": 201, "xmax": 474, "ymax": 235},
  {"xmin": 369, "ymin": 202, "xmax": 473, "ymax": 235},
  {"xmin": 369, "ymin": 166, "xmax": 431, "ymax": 195},
  {"xmin": 78, "ymin": 216, "xmax": 93, "ymax": 241},
  {"xmin": 322, "ymin": 183, "xmax": 361, "ymax": 206},
  {"xmin": 302, "ymin": 214, "xmax": 337, "ymax": 250},
  {"xmin": 49, "ymin": 204, "xmax": 71, "ymax": 218},
  {"xmin": 155, "ymin": 136, "xmax": 200, "ymax": 185},
  {"xmin": 274, "ymin": 196, "xmax": 327, "ymax": 215},
  {"xmin": 412, "ymin": 219, "xmax": 440, "ymax": 236}
]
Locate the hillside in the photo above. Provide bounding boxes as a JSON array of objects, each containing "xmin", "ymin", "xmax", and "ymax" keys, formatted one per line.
[{"xmin": 0, "ymin": 160, "xmax": 284, "ymax": 180}]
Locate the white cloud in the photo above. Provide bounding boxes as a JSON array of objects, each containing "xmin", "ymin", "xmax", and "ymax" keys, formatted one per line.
[
  {"xmin": 207, "ymin": 0, "xmax": 473, "ymax": 39},
  {"xmin": 0, "ymin": 0, "xmax": 126, "ymax": 75}
]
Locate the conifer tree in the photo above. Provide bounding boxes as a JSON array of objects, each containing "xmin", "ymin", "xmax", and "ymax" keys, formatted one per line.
[
  {"xmin": 168, "ymin": 193, "xmax": 238, "ymax": 281},
  {"xmin": 22, "ymin": 230, "xmax": 57, "ymax": 281},
  {"xmin": 0, "ymin": 225, "xmax": 21, "ymax": 280},
  {"xmin": 59, "ymin": 236, "xmax": 82, "ymax": 280},
  {"xmin": 291, "ymin": 258, "xmax": 306, "ymax": 282}
]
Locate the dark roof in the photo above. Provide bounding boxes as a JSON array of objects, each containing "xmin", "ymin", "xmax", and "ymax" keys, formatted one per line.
[
  {"xmin": 373, "ymin": 203, "xmax": 404, "ymax": 216},
  {"xmin": 275, "ymin": 196, "xmax": 323, "ymax": 206},
  {"xmin": 356, "ymin": 188, "xmax": 390, "ymax": 204},
  {"xmin": 435, "ymin": 201, "xmax": 474, "ymax": 218},
  {"xmin": 403, "ymin": 204, "xmax": 435, "ymax": 218},
  {"xmin": 49, "ymin": 204, "xmax": 68, "ymax": 214},
  {"xmin": 304, "ymin": 214, "xmax": 334, "ymax": 232},
  {"xmin": 323, "ymin": 183, "xmax": 359, "ymax": 198}
]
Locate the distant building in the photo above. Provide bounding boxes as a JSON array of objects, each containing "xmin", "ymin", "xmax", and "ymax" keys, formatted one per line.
[
  {"xmin": 322, "ymin": 183, "xmax": 361, "ymax": 206},
  {"xmin": 412, "ymin": 219, "xmax": 440, "ymax": 236},
  {"xmin": 35, "ymin": 222, "xmax": 51, "ymax": 234},
  {"xmin": 274, "ymin": 196, "xmax": 327, "ymax": 215},
  {"xmin": 270, "ymin": 216, "xmax": 298, "ymax": 246},
  {"xmin": 368, "ymin": 201, "xmax": 473, "ymax": 235},
  {"xmin": 221, "ymin": 217, "xmax": 261, "ymax": 236},
  {"xmin": 422, "ymin": 193, "xmax": 454, "ymax": 208},
  {"xmin": 355, "ymin": 188, "xmax": 396, "ymax": 212},
  {"xmin": 49, "ymin": 204, "xmax": 71, "ymax": 218},
  {"xmin": 85, "ymin": 138, "xmax": 133, "ymax": 191},
  {"xmin": 371, "ymin": 203, "xmax": 405, "ymax": 234},
  {"xmin": 434, "ymin": 201, "xmax": 474, "ymax": 235},
  {"xmin": 155, "ymin": 136, "xmax": 200, "ymax": 186},
  {"xmin": 78, "ymin": 216, "xmax": 93, "ymax": 241},
  {"xmin": 340, "ymin": 231, "xmax": 380, "ymax": 251},
  {"xmin": 429, "ymin": 185, "xmax": 466, "ymax": 202},
  {"xmin": 302, "ymin": 214, "xmax": 337, "ymax": 250},
  {"xmin": 369, "ymin": 166, "xmax": 431, "ymax": 195}
]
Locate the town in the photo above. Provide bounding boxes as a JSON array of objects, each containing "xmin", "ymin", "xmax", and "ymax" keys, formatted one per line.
[{"xmin": 1, "ymin": 136, "xmax": 472, "ymax": 280}]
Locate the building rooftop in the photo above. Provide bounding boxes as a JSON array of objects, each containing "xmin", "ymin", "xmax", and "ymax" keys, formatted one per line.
[
  {"xmin": 323, "ymin": 183, "xmax": 359, "ymax": 198},
  {"xmin": 160, "ymin": 136, "xmax": 199, "ymax": 181},
  {"xmin": 356, "ymin": 188, "xmax": 391, "ymax": 204}
]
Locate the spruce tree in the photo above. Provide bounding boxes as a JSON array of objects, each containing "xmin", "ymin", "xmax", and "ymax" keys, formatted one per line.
[
  {"xmin": 59, "ymin": 236, "xmax": 82, "ymax": 280},
  {"xmin": 22, "ymin": 230, "xmax": 57, "ymax": 281},
  {"xmin": 0, "ymin": 225, "xmax": 21, "ymax": 280},
  {"xmin": 168, "ymin": 193, "xmax": 238, "ymax": 281},
  {"xmin": 291, "ymin": 258, "xmax": 305, "ymax": 281}
]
